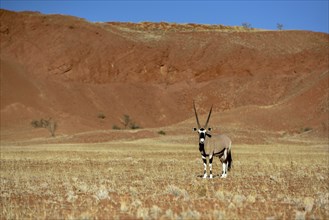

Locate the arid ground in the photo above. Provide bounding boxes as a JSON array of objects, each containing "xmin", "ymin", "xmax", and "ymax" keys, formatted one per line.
[
  {"xmin": 1, "ymin": 9, "xmax": 328, "ymax": 219},
  {"xmin": 1, "ymin": 135, "xmax": 328, "ymax": 219}
]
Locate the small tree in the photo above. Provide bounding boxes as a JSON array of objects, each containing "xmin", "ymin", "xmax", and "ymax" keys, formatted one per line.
[
  {"xmin": 242, "ymin": 22, "xmax": 252, "ymax": 29},
  {"xmin": 47, "ymin": 120, "xmax": 57, "ymax": 137},
  {"xmin": 31, "ymin": 118, "xmax": 57, "ymax": 137},
  {"xmin": 277, "ymin": 23, "xmax": 283, "ymax": 30},
  {"xmin": 120, "ymin": 114, "xmax": 131, "ymax": 129},
  {"xmin": 119, "ymin": 114, "xmax": 141, "ymax": 130}
]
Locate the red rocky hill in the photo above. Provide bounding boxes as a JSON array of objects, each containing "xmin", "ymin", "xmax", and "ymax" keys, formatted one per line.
[{"xmin": 0, "ymin": 9, "xmax": 328, "ymax": 142}]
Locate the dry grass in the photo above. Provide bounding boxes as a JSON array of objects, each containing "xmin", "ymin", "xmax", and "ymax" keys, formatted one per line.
[
  {"xmin": 1, "ymin": 138, "xmax": 328, "ymax": 219},
  {"xmin": 105, "ymin": 22, "xmax": 265, "ymax": 42},
  {"xmin": 109, "ymin": 22, "xmax": 264, "ymax": 33}
]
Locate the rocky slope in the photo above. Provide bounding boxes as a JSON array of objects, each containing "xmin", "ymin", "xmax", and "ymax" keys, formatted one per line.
[{"xmin": 0, "ymin": 9, "xmax": 328, "ymax": 141}]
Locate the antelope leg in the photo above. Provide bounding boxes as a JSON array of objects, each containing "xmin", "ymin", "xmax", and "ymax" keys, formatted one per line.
[
  {"xmin": 202, "ymin": 155, "xmax": 207, "ymax": 178},
  {"xmin": 209, "ymin": 154, "xmax": 213, "ymax": 178},
  {"xmin": 221, "ymin": 162, "xmax": 227, "ymax": 178}
]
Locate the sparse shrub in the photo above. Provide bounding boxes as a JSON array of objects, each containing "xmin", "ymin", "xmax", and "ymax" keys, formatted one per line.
[
  {"xmin": 150, "ymin": 205, "xmax": 162, "ymax": 219},
  {"xmin": 97, "ymin": 112, "xmax": 106, "ymax": 119},
  {"xmin": 242, "ymin": 22, "xmax": 252, "ymax": 29},
  {"xmin": 136, "ymin": 207, "xmax": 149, "ymax": 219},
  {"xmin": 215, "ymin": 191, "xmax": 225, "ymax": 200},
  {"xmin": 93, "ymin": 187, "xmax": 110, "ymax": 201},
  {"xmin": 66, "ymin": 190, "xmax": 77, "ymax": 203},
  {"xmin": 129, "ymin": 121, "xmax": 141, "ymax": 130},
  {"xmin": 120, "ymin": 114, "xmax": 141, "ymax": 130},
  {"xmin": 232, "ymin": 194, "xmax": 246, "ymax": 207},
  {"xmin": 158, "ymin": 130, "xmax": 166, "ymax": 135},
  {"xmin": 166, "ymin": 185, "xmax": 181, "ymax": 197},
  {"xmin": 179, "ymin": 209, "xmax": 201, "ymax": 219},
  {"xmin": 246, "ymin": 195, "xmax": 256, "ymax": 203},
  {"xmin": 212, "ymin": 210, "xmax": 226, "ymax": 219},
  {"xmin": 303, "ymin": 197, "xmax": 314, "ymax": 212},
  {"xmin": 120, "ymin": 201, "xmax": 129, "ymax": 212},
  {"xmin": 277, "ymin": 23, "xmax": 284, "ymax": 30},
  {"xmin": 47, "ymin": 120, "xmax": 57, "ymax": 137},
  {"xmin": 196, "ymin": 184, "xmax": 207, "ymax": 197},
  {"xmin": 31, "ymin": 118, "xmax": 57, "ymax": 137},
  {"xmin": 166, "ymin": 185, "xmax": 189, "ymax": 200},
  {"xmin": 301, "ymin": 127, "xmax": 313, "ymax": 133},
  {"xmin": 31, "ymin": 119, "xmax": 41, "ymax": 128},
  {"xmin": 75, "ymin": 181, "xmax": 89, "ymax": 193},
  {"xmin": 121, "ymin": 114, "xmax": 131, "ymax": 129},
  {"xmin": 112, "ymin": 125, "xmax": 121, "ymax": 130},
  {"xmin": 165, "ymin": 209, "xmax": 174, "ymax": 219},
  {"xmin": 131, "ymin": 199, "xmax": 142, "ymax": 208},
  {"xmin": 129, "ymin": 186, "xmax": 138, "ymax": 197}
]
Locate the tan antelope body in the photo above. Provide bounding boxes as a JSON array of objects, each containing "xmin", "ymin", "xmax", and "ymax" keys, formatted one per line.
[{"xmin": 193, "ymin": 102, "xmax": 232, "ymax": 178}]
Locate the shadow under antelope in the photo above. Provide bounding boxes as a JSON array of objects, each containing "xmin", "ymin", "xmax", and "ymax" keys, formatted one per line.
[{"xmin": 193, "ymin": 102, "xmax": 232, "ymax": 178}]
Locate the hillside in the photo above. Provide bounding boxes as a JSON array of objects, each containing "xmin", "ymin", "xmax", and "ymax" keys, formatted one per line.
[{"xmin": 0, "ymin": 9, "xmax": 328, "ymax": 142}]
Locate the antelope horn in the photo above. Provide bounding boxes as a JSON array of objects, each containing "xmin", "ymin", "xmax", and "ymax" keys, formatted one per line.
[
  {"xmin": 204, "ymin": 105, "xmax": 213, "ymax": 128},
  {"xmin": 193, "ymin": 101, "xmax": 201, "ymax": 129}
]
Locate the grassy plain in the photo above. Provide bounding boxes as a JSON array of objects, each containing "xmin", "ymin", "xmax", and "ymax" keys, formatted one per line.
[{"xmin": 1, "ymin": 137, "xmax": 328, "ymax": 219}]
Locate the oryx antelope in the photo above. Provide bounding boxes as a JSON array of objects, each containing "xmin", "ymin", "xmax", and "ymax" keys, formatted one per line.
[{"xmin": 193, "ymin": 102, "xmax": 232, "ymax": 178}]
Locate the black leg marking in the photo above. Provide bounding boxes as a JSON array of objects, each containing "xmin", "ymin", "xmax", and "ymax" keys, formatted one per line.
[
  {"xmin": 209, "ymin": 156, "xmax": 213, "ymax": 178},
  {"xmin": 202, "ymin": 158, "xmax": 207, "ymax": 174},
  {"xmin": 227, "ymin": 150, "xmax": 233, "ymax": 171}
]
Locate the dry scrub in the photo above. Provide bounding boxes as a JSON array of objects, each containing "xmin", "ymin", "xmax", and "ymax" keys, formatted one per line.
[{"xmin": 1, "ymin": 140, "xmax": 328, "ymax": 219}]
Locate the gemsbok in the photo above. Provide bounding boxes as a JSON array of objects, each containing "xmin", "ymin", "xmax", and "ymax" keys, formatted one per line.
[{"xmin": 193, "ymin": 102, "xmax": 232, "ymax": 178}]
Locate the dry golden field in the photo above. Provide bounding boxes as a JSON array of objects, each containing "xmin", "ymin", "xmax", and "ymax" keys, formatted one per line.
[{"xmin": 1, "ymin": 137, "xmax": 328, "ymax": 219}]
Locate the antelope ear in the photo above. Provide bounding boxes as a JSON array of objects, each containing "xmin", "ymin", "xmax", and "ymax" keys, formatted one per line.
[
  {"xmin": 208, "ymin": 128, "xmax": 212, "ymax": 131},
  {"xmin": 193, "ymin": 128, "xmax": 197, "ymax": 131}
]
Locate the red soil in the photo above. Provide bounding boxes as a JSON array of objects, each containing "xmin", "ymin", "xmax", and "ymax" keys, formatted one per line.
[{"xmin": 0, "ymin": 9, "xmax": 328, "ymax": 142}]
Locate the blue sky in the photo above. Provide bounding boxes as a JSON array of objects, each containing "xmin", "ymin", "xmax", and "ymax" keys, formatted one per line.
[{"xmin": 1, "ymin": 1, "xmax": 328, "ymax": 33}]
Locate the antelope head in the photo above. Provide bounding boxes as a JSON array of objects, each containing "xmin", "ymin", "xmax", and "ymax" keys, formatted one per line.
[{"xmin": 193, "ymin": 102, "xmax": 213, "ymax": 145}]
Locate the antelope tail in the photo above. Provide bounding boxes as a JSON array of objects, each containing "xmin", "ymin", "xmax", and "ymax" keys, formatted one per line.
[{"xmin": 227, "ymin": 141, "xmax": 232, "ymax": 171}]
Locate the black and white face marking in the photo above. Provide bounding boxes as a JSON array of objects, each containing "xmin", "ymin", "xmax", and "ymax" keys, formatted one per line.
[
  {"xmin": 193, "ymin": 127, "xmax": 212, "ymax": 145},
  {"xmin": 194, "ymin": 128, "xmax": 211, "ymax": 144},
  {"xmin": 198, "ymin": 128, "xmax": 207, "ymax": 144}
]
